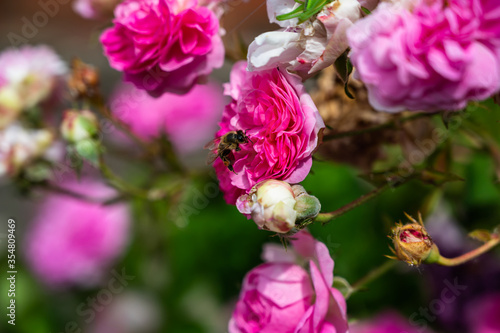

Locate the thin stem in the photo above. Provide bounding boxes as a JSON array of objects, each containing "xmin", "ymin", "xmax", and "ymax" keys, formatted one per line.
[
  {"xmin": 94, "ymin": 97, "xmax": 154, "ymax": 155},
  {"xmin": 351, "ymin": 260, "xmax": 396, "ymax": 294},
  {"xmin": 314, "ymin": 178, "xmax": 410, "ymax": 225},
  {"xmin": 323, "ymin": 112, "xmax": 434, "ymax": 141},
  {"xmin": 435, "ymin": 235, "xmax": 500, "ymax": 266},
  {"xmin": 98, "ymin": 156, "xmax": 149, "ymax": 199}
]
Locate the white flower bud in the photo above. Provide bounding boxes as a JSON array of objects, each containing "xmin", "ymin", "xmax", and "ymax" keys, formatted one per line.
[
  {"xmin": 61, "ymin": 110, "xmax": 99, "ymax": 143},
  {"xmin": 237, "ymin": 180, "xmax": 321, "ymax": 233}
]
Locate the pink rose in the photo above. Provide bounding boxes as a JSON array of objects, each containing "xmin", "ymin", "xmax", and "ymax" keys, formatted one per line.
[
  {"xmin": 110, "ymin": 81, "xmax": 225, "ymax": 154},
  {"xmin": 348, "ymin": 0, "xmax": 500, "ymax": 112},
  {"xmin": 350, "ymin": 311, "xmax": 434, "ymax": 333},
  {"xmin": 467, "ymin": 293, "xmax": 500, "ymax": 333},
  {"xmin": 229, "ymin": 230, "xmax": 348, "ymax": 333},
  {"xmin": 215, "ymin": 61, "xmax": 324, "ymax": 204},
  {"xmin": 24, "ymin": 180, "xmax": 130, "ymax": 288},
  {"xmin": 100, "ymin": 0, "xmax": 224, "ymax": 96}
]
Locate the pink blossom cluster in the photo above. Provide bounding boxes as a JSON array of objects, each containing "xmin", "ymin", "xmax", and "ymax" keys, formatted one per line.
[
  {"xmin": 229, "ymin": 230, "xmax": 348, "ymax": 333},
  {"xmin": 215, "ymin": 61, "xmax": 324, "ymax": 204},
  {"xmin": 348, "ymin": 0, "xmax": 500, "ymax": 112},
  {"xmin": 111, "ymin": 81, "xmax": 225, "ymax": 154},
  {"xmin": 100, "ymin": 0, "xmax": 224, "ymax": 96}
]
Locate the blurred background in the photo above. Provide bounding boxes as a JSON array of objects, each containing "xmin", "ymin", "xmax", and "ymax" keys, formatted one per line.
[{"xmin": 1, "ymin": 1, "xmax": 500, "ymax": 333}]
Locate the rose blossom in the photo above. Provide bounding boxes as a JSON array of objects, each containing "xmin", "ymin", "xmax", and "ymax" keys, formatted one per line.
[
  {"xmin": 24, "ymin": 180, "xmax": 130, "ymax": 288},
  {"xmin": 0, "ymin": 122, "xmax": 54, "ymax": 178},
  {"xmin": 100, "ymin": 0, "xmax": 224, "ymax": 96},
  {"xmin": 111, "ymin": 81, "xmax": 225, "ymax": 154},
  {"xmin": 247, "ymin": 0, "xmax": 362, "ymax": 79},
  {"xmin": 215, "ymin": 61, "xmax": 324, "ymax": 204},
  {"xmin": 0, "ymin": 45, "xmax": 67, "ymax": 113},
  {"xmin": 347, "ymin": 0, "xmax": 500, "ymax": 112},
  {"xmin": 229, "ymin": 230, "xmax": 348, "ymax": 333}
]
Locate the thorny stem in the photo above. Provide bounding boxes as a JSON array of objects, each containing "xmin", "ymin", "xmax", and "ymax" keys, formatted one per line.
[
  {"xmin": 351, "ymin": 260, "xmax": 396, "ymax": 295},
  {"xmin": 322, "ymin": 112, "xmax": 434, "ymax": 141},
  {"xmin": 314, "ymin": 177, "xmax": 411, "ymax": 225},
  {"xmin": 433, "ymin": 234, "xmax": 500, "ymax": 266}
]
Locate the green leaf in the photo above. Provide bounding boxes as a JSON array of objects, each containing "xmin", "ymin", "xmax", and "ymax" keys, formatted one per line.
[
  {"xmin": 468, "ymin": 229, "xmax": 492, "ymax": 243},
  {"xmin": 334, "ymin": 49, "xmax": 355, "ymax": 99},
  {"xmin": 333, "ymin": 276, "xmax": 354, "ymax": 299},
  {"xmin": 75, "ymin": 139, "xmax": 101, "ymax": 167},
  {"xmin": 361, "ymin": 6, "xmax": 371, "ymax": 15},
  {"xmin": 276, "ymin": 6, "xmax": 305, "ymax": 21}
]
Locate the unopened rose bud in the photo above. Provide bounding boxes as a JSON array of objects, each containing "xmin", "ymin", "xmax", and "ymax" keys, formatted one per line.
[
  {"xmin": 237, "ymin": 180, "xmax": 321, "ymax": 233},
  {"xmin": 68, "ymin": 59, "xmax": 100, "ymax": 100},
  {"xmin": 292, "ymin": 185, "xmax": 322, "ymax": 223},
  {"xmin": 388, "ymin": 212, "xmax": 438, "ymax": 266},
  {"xmin": 0, "ymin": 86, "xmax": 22, "ymax": 129},
  {"xmin": 61, "ymin": 110, "xmax": 99, "ymax": 143}
]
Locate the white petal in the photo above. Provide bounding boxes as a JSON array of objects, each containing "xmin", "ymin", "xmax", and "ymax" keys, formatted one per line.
[
  {"xmin": 247, "ymin": 31, "xmax": 303, "ymax": 71},
  {"xmin": 267, "ymin": 0, "xmax": 300, "ymax": 27}
]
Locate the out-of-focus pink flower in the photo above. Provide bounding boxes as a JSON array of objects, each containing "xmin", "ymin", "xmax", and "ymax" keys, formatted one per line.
[
  {"xmin": 215, "ymin": 61, "xmax": 324, "ymax": 204},
  {"xmin": 111, "ymin": 81, "xmax": 224, "ymax": 154},
  {"xmin": 348, "ymin": 0, "xmax": 500, "ymax": 112},
  {"xmin": 247, "ymin": 0, "xmax": 362, "ymax": 79},
  {"xmin": 73, "ymin": 0, "xmax": 122, "ymax": 19},
  {"xmin": 350, "ymin": 311, "xmax": 434, "ymax": 333},
  {"xmin": 229, "ymin": 230, "xmax": 348, "ymax": 333},
  {"xmin": 467, "ymin": 293, "xmax": 500, "ymax": 333},
  {"xmin": 0, "ymin": 122, "xmax": 54, "ymax": 178},
  {"xmin": 100, "ymin": 0, "xmax": 224, "ymax": 96},
  {"xmin": 0, "ymin": 45, "xmax": 67, "ymax": 112},
  {"xmin": 25, "ymin": 180, "xmax": 130, "ymax": 288}
]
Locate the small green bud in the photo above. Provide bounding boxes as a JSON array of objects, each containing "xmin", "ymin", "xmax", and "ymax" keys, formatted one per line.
[{"xmin": 61, "ymin": 110, "xmax": 99, "ymax": 143}]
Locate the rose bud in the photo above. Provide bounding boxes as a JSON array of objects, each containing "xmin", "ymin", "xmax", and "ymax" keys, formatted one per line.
[
  {"xmin": 388, "ymin": 212, "xmax": 438, "ymax": 266},
  {"xmin": 236, "ymin": 180, "xmax": 321, "ymax": 233},
  {"xmin": 61, "ymin": 110, "xmax": 99, "ymax": 143},
  {"xmin": 67, "ymin": 59, "xmax": 100, "ymax": 101}
]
